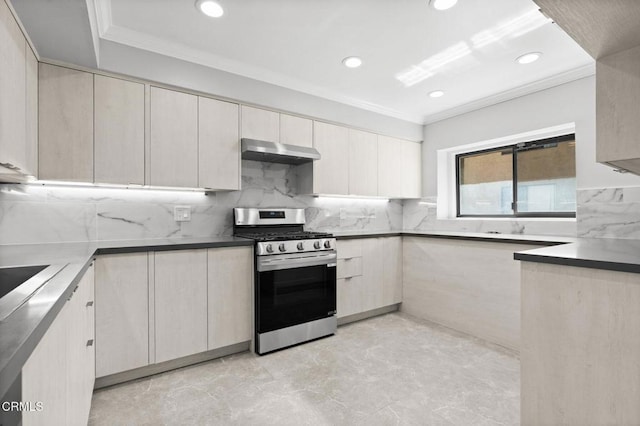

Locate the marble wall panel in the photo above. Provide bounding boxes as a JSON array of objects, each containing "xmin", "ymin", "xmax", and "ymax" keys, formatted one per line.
[
  {"xmin": 577, "ymin": 187, "xmax": 640, "ymax": 239},
  {"xmin": 0, "ymin": 160, "xmax": 403, "ymax": 244},
  {"xmin": 402, "ymin": 199, "xmax": 576, "ymax": 237}
]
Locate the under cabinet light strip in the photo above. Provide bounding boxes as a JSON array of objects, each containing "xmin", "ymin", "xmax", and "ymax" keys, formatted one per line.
[{"xmin": 29, "ymin": 180, "xmax": 210, "ymax": 193}]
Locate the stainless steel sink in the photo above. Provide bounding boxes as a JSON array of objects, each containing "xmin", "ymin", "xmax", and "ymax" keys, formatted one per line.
[{"xmin": 0, "ymin": 264, "xmax": 68, "ymax": 321}]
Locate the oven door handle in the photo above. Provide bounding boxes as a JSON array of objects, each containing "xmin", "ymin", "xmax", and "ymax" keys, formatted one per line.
[{"xmin": 257, "ymin": 252, "xmax": 337, "ymax": 272}]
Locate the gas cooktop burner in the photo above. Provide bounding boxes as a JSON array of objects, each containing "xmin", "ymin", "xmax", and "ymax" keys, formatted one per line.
[
  {"xmin": 238, "ymin": 231, "xmax": 333, "ymax": 242},
  {"xmin": 233, "ymin": 207, "xmax": 336, "ymax": 256}
]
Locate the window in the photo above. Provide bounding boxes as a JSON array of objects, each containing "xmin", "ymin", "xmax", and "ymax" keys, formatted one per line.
[{"xmin": 456, "ymin": 134, "xmax": 576, "ymax": 217}]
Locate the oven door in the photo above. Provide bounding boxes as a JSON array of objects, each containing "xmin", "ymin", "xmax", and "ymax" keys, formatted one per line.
[{"xmin": 256, "ymin": 251, "xmax": 337, "ymax": 334}]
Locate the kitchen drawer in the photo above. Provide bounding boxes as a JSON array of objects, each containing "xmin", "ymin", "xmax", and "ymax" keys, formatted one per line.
[
  {"xmin": 337, "ymin": 276, "xmax": 364, "ymax": 318},
  {"xmin": 337, "ymin": 257, "xmax": 363, "ymax": 279},
  {"xmin": 337, "ymin": 239, "xmax": 362, "ymax": 259}
]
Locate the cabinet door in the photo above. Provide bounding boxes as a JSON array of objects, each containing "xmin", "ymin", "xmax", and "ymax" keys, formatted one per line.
[
  {"xmin": 95, "ymin": 253, "xmax": 149, "ymax": 377},
  {"xmin": 596, "ymin": 46, "xmax": 640, "ymax": 172},
  {"xmin": 336, "ymin": 239, "xmax": 364, "ymax": 318},
  {"xmin": 361, "ymin": 238, "xmax": 384, "ymax": 311},
  {"xmin": 0, "ymin": 1, "xmax": 26, "ymax": 172},
  {"xmin": 67, "ymin": 264, "xmax": 93, "ymax": 426},
  {"xmin": 280, "ymin": 113, "xmax": 312, "ymax": 147},
  {"xmin": 377, "ymin": 135, "xmax": 403, "ymax": 198},
  {"xmin": 22, "ymin": 265, "xmax": 94, "ymax": 426},
  {"xmin": 39, "ymin": 63, "xmax": 94, "ymax": 182},
  {"xmin": 337, "ymin": 276, "xmax": 365, "ymax": 318},
  {"xmin": 149, "ymin": 87, "xmax": 198, "ymax": 187},
  {"xmin": 95, "ymin": 75, "xmax": 145, "ymax": 185},
  {"xmin": 198, "ymin": 97, "xmax": 240, "ymax": 190},
  {"xmin": 22, "ymin": 301, "xmax": 69, "ymax": 426},
  {"xmin": 348, "ymin": 129, "xmax": 378, "ymax": 196},
  {"xmin": 402, "ymin": 141, "xmax": 422, "ymax": 198},
  {"xmin": 312, "ymin": 121, "xmax": 349, "ymax": 195},
  {"xmin": 241, "ymin": 105, "xmax": 279, "ymax": 142},
  {"xmin": 82, "ymin": 263, "xmax": 95, "ymax": 422},
  {"xmin": 207, "ymin": 246, "xmax": 253, "ymax": 350},
  {"xmin": 25, "ymin": 44, "xmax": 38, "ymax": 177},
  {"xmin": 382, "ymin": 237, "xmax": 403, "ymax": 305},
  {"xmin": 154, "ymin": 249, "xmax": 208, "ymax": 363}
]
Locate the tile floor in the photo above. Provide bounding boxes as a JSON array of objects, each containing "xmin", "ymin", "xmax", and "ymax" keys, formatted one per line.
[{"xmin": 88, "ymin": 313, "xmax": 519, "ymax": 425}]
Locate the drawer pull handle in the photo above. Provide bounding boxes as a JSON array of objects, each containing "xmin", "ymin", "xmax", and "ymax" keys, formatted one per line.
[
  {"xmin": 87, "ymin": 339, "xmax": 94, "ymax": 347},
  {"xmin": 86, "ymin": 301, "xmax": 94, "ymax": 307}
]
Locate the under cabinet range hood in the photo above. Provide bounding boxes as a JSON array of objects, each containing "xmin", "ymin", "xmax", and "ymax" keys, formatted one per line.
[{"xmin": 241, "ymin": 138, "xmax": 321, "ymax": 165}]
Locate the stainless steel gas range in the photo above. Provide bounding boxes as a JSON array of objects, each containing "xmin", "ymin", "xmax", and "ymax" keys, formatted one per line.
[{"xmin": 233, "ymin": 208, "xmax": 337, "ymax": 355}]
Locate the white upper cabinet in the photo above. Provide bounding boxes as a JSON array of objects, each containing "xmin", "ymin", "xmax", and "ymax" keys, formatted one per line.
[
  {"xmin": 533, "ymin": 0, "xmax": 640, "ymax": 176},
  {"xmin": 402, "ymin": 139, "xmax": 422, "ymax": 198},
  {"xmin": 348, "ymin": 129, "xmax": 378, "ymax": 196},
  {"xmin": 39, "ymin": 63, "xmax": 94, "ymax": 182},
  {"xmin": 198, "ymin": 97, "xmax": 240, "ymax": 190},
  {"xmin": 241, "ymin": 105, "xmax": 279, "ymax": 142},
  {"xmin": 300, "ymin": 121, "xmax": 349, "ymax": 195},
  {"xmin": 25, "ymin": 44, "xmax": 38, "ymax": 178},
  {"xmin": 241, "ymin": 105, "xmax": 313, "ymax": 148},
  {"xmin": 377, "ymin": 135, "xmax": 403, "ymax": 198},
  {"xmin": 280, "ymin": 113, "xmax": 313, "ymax": 148},
  {"xmin": 378, "ymin": 135, "xmax": 422, "ymax": 198},
  {"xmin": 94, "ymin": 75, "xmax": 145, "ymax": 185},
  {"xmin": 149, "ymin": 86, "xmax": 198, "ymax": 187},
  {"xmin": 596, "ymin": 45, "xmax": 640, "ymax": 175},
  {"xmin": 0, "ymin": 1, "xmax": 29, "ymax": 178}
]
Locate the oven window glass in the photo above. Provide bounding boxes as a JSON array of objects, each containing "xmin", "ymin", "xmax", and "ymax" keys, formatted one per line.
[{"xmin": 257, "ymin": 264, "xmax": 336, "ymax": 333}]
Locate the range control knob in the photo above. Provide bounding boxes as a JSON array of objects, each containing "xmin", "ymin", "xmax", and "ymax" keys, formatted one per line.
[
  {"xmin": 297, "ymin": 242, "xmax": 304, "ymax": 251},
  {"xmin": 324, "ymin": 240, "xmax": 332, "ymax": 249},
  {"xmin": 278, "ymin": 243, "xmax": 286, "ymax": 252},
  {"xmin": 265, "ymin": 244, "xmax": 274, "ymax": 253},
  {"xmin": 313, "ymin": 241, "xmax": 321, "ymax": 249}
]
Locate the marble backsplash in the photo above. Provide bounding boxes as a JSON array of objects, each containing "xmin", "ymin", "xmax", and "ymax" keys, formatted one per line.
[
  {"xmin": 402, "ymin": 198, "xmax": 577, "ymax": 237},
  {"xmin": 2, "ymin": 160, "xmax": 638, "ymax": 245},
  {"xmin": 577, "ymin": 187, "xmax": 640, "ymax": 239},
  {"xmin": 0, "ymin": 161, "xmax": 402, "ymax": 245},
  {"xmin": 403, "ymin": 186, "xmax": 640, "ymax": 239}
]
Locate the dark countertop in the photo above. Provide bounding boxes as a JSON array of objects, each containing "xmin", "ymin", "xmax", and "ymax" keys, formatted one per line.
[
  {"xmin": 0, "ymin": 236, "xmax": 252, "ymax": 399},
  {"xmin": 336, "ymin": 229, "xmax": 640, "ymax": 274},
  {"xmin": 334, "ymin": 230, "xmax": 575, "ymax": 246},
  {"xmin": 514, "ymin": 238, "xmax": 640, "ymax": 274}
]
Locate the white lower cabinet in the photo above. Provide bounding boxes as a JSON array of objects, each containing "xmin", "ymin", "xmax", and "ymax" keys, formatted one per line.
[
  {"xmin": 336, "ymin": 237, "xmax": 402, "ymax": 319},
  {"xmin": 94, "ymin": 246, "xmax": 254, "ymax": 380},
  {"xmin": 207, "ymin": 247, "xmax": 253, "ymax": 350},
  {"xmin": 22, "ymin": 263, "xmax": 95, "ymax": 426},
  {"xmin": 154, "ymin": 249, "xmax": 208, "ymax": 363},
  {"xmin": 95, "ymin": 253, "xmax": 149, "ymax": 377}
]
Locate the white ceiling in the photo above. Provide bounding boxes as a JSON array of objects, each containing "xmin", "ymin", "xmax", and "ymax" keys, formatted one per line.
[{"xmin": 90, "ymin": 0, "xmax": 594, "ymax": 124}]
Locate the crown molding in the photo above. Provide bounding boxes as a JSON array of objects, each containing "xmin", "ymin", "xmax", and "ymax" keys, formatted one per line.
[{"xmin": 422, "ymin": 63, "xmax": 596, "ymax": 124}]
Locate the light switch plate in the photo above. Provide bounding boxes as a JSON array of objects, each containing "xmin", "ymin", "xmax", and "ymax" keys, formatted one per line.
[{"xmin": 174, "ymin": 206, "xmax": 191, "ymax": 222}]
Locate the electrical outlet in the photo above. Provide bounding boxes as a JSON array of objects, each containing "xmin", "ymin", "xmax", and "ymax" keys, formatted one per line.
[{"xmin": 174, "ymin": 206, "xmax": 191, "ymax": 222}]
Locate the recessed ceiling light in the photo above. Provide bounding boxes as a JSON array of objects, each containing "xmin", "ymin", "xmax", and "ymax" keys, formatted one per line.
[
  {"xmin": 430, "ymin": 0, "xmax": 458, "ymax": 11},
  {"xmin": 429, "ymin": 90, "xmax": 445, "ymax": 98},
  {"xmin": 342, "ymin": 56, "xmax": 363, "ymax": 68},
  {"xmin": 196, "ymin": 0, "xmax": 224, "ymax": 18},
  {"xmin": 516, "ymin": 52, "xmax": 542, "ymax": 64}
]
